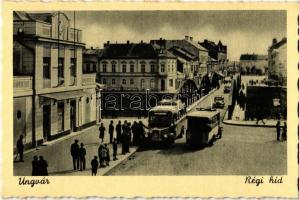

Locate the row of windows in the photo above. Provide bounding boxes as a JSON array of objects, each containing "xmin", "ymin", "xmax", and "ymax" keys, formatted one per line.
[
  {"xmin": 43, "ymin": 57, "xmax": 76, "ymax": 79},
  {"xmin": 101, "ymin": 63, "xmax": 176, "ymax": 73},
  {"xmin": 101, "ymin": 78, "xmax": 155, "ymax": 89}
]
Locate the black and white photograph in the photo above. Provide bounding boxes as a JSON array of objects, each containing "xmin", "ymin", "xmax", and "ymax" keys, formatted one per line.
[{"xmin": 13, "ymin": 10, "xmax": 287, "ymax": 176}]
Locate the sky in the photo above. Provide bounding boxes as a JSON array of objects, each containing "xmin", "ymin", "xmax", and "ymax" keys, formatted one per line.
[{"xmin": 65, "ymin": 10, "xmax": 286, "ymax": 61}]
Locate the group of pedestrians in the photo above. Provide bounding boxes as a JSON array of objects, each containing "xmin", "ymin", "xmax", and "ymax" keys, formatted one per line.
[
  {"xmin": 70, "ymin": 140, "xmax": 87, "ymax": 171},
  {"xmin": 31, "ymin": 156, "xmax": 48, "ymax": 176},
  {"xmin": 276, "ymin": 120, "xmax": 287, "ymax": 142}
]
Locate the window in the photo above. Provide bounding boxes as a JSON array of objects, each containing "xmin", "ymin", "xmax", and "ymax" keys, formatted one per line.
[
  {"xmin": 112, "ymin": 79, "xmax": 115, "ymax": 85},
  {"xmin": 172, "ymin": 65, "xmax": 174, "ymax": 72},
  {"xmin": 103, "ymin": 63, "xmax": 107, "ymax": 72},
  {"xmin": 141, "ymin": 79, "xmax": 145, "ymax": 89},
  {"xmin": 122, "ymin": 79, "xmax": 126, "ymax": 85},
  {"xmin": 57, "ymin": 101, "xmax": 64, "ymax": 132},
  {"xmin": 141, "ymin": 64, "xmax": 145, "ymax": 73},
  {"xmin": 150, "ymin": 79, "xmax": 154, "ymax": 89},
  {"xmin": 161, "ymin": 64, "xmax": 165, "ymax": 72},
  {"xmin": 86, "ymin": 97, "xmax": 89, "ymax": 104},
  {"xmin": 43, "ymin": 57, "xmax": 51, "ymax": 79},
  {"xmin": 130, "ymin": 79, "xmax": 134, "ymax": 85},
  {"xmin": 130, "ymin": 64, "xmax": 134, "ymax": 73},
  {"xmin": 93, "ymin": 64, "xmax": 97, "ymax": 72},
  {"xmin": 122, "ymin": 64, "xmax": 126, "ymax": 73},
  {"xmin": 17, "ymin": 110, "xmax": 21, "ymax": 119},
  {"xmin": 169, "ymin": 79, "xmax": 173, "ymax": 87},
  {"xmin": 150, "ymin": 64, "xmax": 155, "ymax": 73},
  {"xmin": 112, "ymin": 64, "xmax": 116, "ymax": 73},
  {"xmin": 70, "ymin": 58, "xmax": 76, "ymax": 76},
  {"xmin": 58, "ymin": 58, "xmax": 64, "ymax": 78},
  {"xmin": 102, "ymin": 78, "xmax": 106, "ymax": 84},
  {"xmin": 168, "ymin": 65, "xmax": 171, "ymax": 72}
]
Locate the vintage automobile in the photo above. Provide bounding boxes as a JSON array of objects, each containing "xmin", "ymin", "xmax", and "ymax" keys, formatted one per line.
[
  {"xmin": 213, "ymin": 96, "xmax": 225, "ymax": 108},
  {"xmin": 186, "ymin": 108, "xmax": 221, "ymax": 147}
]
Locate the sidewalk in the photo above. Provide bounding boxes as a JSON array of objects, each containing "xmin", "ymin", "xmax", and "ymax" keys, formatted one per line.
[{"xmin": 223, "ymin": 104, "xmax": 286, "ymax": 128}]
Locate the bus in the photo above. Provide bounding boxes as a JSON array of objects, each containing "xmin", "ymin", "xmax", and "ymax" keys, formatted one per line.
[
  {"xmin": 147, "ymin": 106, "xmax": 178, "ymax": 145},
  {"xmin": 186, "ymin": 108, "xmax": 221, "ymax": 147}
]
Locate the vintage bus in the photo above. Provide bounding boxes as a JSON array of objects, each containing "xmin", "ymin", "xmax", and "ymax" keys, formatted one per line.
[
  {"xmin": 186, "ymin": 108, "xmax": 221, "ymax": 147},
  {"xmin": 147, "ymin": 106, "xmax": 178, "ymax": 145}
]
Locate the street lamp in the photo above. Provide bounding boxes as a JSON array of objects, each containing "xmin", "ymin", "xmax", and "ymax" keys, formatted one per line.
[{"xmin": 97, "ymin": 89, "xmax": 102, "ymax": 123}]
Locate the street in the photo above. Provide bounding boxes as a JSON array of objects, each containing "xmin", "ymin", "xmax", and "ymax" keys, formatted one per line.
[
  {"xmin": 106, "ymin": 84, "xmax": 287, "ymax": 175},
  {"xmin": 14, "ymin": 84, "xmax": 286, "ymax": 176}
]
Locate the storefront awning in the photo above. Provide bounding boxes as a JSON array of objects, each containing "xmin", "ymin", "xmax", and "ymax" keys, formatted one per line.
[{"xmin": 40, "ymin": 90, "xmax": 91, "ymax": 100}]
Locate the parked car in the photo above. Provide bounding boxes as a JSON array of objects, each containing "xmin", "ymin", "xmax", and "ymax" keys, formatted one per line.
[
  {"xmin": 223, "ymin": 85, "xmax": 231, "ymax": 93},
  {"xmin": 213, "ymin": 96, "xmax": 225, "ymax": 108}
]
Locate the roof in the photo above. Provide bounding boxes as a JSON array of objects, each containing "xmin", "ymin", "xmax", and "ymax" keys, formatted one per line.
[
  {"xmin": 169, "ymin": 47, "xmax": 196, "ymax": 61},
  {"xmin": 149, "ymin": 105, "xmax": 177, "ymax": 113},
  {"xmin": 100, "ymin": 43, "xmax": 158, "ymax": 59},
  {"xmin": 84, "ymin": 48, "xmax": 103, "ymax": 56},
  {"xmin": 187, "ymin": 110, "xmax": 220, "ymax": 119},
  {"xmin": 240, "ymin": 54, "xmax": 268, "ymax": 61}
]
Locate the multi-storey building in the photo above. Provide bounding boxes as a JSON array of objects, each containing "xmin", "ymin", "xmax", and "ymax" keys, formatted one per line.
[
  {"xmin": 150, "ymin": 36, "xmax": 209, "ymax": 79},
  {"xmin": 268, "ymin": 37, "xmax": 287, "ymax": 86},
  {"xmin": 98, "ymin": 41, "xmax": 178, "ymax": 93},
  {"xmin": 199, "ymin": 39, "xmax": 228, "ymax": 73},
  {"xmin": 239, "ymin": 54, "xmax": 268, "ymax": 75},
  {"xmin": 13, "ymin": 11, "xmax": 97, "ymax": 149}
]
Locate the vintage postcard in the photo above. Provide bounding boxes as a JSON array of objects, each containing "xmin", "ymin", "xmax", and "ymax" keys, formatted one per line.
[{"xmin": 1, "ymin": 2, "xmax": 298, "ymax": 198}]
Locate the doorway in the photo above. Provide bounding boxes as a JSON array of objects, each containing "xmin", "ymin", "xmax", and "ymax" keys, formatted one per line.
[
  {"xmin": 70, "ymin": 100, "xmax": 76, "ymax": 132},
  {"xmin": 43, "ymin": 105, "xmax": 51, "ymax": 141},
  {"xmin": 161, "ymin": 80, "xmax": 165, "ymax": 91}
]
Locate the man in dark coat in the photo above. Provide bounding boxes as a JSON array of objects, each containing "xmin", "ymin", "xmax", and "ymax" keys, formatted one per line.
[
  {"xmin": 112, "ymin": 138, "xmax": 118, "ymax": 161},
  {"xmin": 108, "ymin": 120, "xmax": 114, "ymax": 144},
  {"xmin": 131, "ymin": 121, "xmax": 138, "ymax": 145},
  {"xmin": 104, "ymin": 144, "xmax": 110, "ymax": 166},
  {"xmin": 276, "ymin": 120, "xmax": 281, "ymax": 141},
  {"xmin": 70, "ymin": 140, "xmax": 80, "ymax": 170},
  {"xmin": 116, "ymin": 121, "xmax": 122, "ymax": 144},
  {"xmin": 99, "ymin": 123, "xmax": 106, "ymax": 143},
  {"xmin": 91, "ymin": 156, "xmax": 99, "ymax": 176},
  {"xmin": 16, "ymin": 135, "xmax": 24, "ymax": 162},
  {"xmin": 32, "ymin": 156, "xmax": 39, "ymax": 176},
  {"xmin": 38, "ymin": 156, "xmax": 48, "ymax": 176},
  {"xmin": 79, "ymin": 143, "xmax": 86, "ymax": 171},
  {"xmin": 282, "ymin": 122, "xmax": 287, "ymax": 141}
]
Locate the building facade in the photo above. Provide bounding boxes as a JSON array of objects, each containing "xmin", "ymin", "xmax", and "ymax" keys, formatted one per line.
[
  {"xmin": 239, "ymin": 54, "xmax": 268, "ymax": 75},
  {"xmin": 98, "ymin": 41, "xmax": 178, "ymax": 93},
  {"xmin": 13, "ymin": 11, "xmax": 97, "ymax": 149},
  {"xmin": 268, "ymin": 37, "xmax": 287, "ymax": 86}
]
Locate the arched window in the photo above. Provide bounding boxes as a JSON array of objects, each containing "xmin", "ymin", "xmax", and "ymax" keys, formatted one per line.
[
  {"xmin": 122, "ymin": 79, "xmax": 126, "ymax": 85},
  {"xmin": 150, "ymin": 79, "xmax": 154, "ymax": 89},
  {"xmin": 130, "ymin": 79, "xmax": 134, "ymax": 85}
]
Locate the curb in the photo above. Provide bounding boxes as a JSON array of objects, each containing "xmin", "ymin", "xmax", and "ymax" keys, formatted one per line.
[{"xmin": 222, "ymin": 120, "xmax": 278, "ymax": 128}]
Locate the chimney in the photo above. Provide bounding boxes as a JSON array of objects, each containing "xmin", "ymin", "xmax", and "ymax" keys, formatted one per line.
[
  {"xmin": 127, "ymin": 40, "xmax": 130, "ymax": 44},
  {"xmin": 91, "ymin": 46, "xmax": 93, "ymax": 50},
  {"xmin": 104, "ymin": 41, "xmax": 110, "ymax": 48},
  {"xmin": 140, "ymin": 40, "xmax": 143, "ymax": 44},
  {"xmin": 272, "ymin": 38, "xmax": 277, "ymax": 45},
  {"xmin": 185, "ymin": 35, "xmax": 189, "ymax": 40},
  {"xmin": 190, "ymin": 36, "xmax": 193, "ymax": 41}
]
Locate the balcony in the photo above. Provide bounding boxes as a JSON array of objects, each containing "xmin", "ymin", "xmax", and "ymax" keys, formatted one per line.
[
  {"xmin": 14, "ymin": 21, "xmax": 82, "ymax": 43},
  {"xmin": 82, "ymin": 73, "xmax": 96, "ymax": 86},
  {"xmin": 14, "ymin": 76, "xmax": 33, "ymax": 91}
]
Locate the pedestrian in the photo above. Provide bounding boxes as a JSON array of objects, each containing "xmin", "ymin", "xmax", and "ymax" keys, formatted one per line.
[
  {"xmin": 109, "ymin": 120, "xmax": 114, "ymax": 144},
  {"xmin": 101, "ymin": 145, "xmax": 107, "ymax": 167},
  {"xmin": 112, "ymin": 138, "xmax": 118, "ymax": 161},
  {"xmin": 38, "ymin": 156, "xmax": 48, "ymax": 176},
  {"xmin": 99, "ymin": 123, "xmax": 106, "ymax": 143},
  {"xmin": 104, "ymin": 144, "xmax": 110, "ymax": 166},
  {"xmin": 70, "ymin": 139, "xmax": 80, "ymax": 170},
  {"xmin": 125, "ymin": 123, "xmax": 132, "ymax": 153},
  {"xmin": 116, "ymin": 121, "xmax": 122, "ymax": 144},
  {"xmin": 131, "ymin": 121, "xmax": 138, "ymax": 145},
  {"xmin": 282, "ymin": 122, "xmax": 287, "ymax": 141},
  {"xmin": 79, "ymin": 143, "xmax": 86, "ymax": 171},
  {"xmin": 31, "ymin": 156, "xmax": 39, "ymax": 176},
  {"xmin": 16, "ymin": 135, "xmax": 24, "ymax": 162},
  {"xmin": 276, "ymin": 120, "xmax": 281, "ymax": 141},
  {"xmin": 98, "ymin": 144, "xmax": 105, "ymax": 167},
  {"xmin": 91, "ymin": 156, "xmax": 99, "ymax": 176}
]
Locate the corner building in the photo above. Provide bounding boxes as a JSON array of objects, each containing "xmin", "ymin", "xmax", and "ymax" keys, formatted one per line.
[{"xmin": 13, "ymin": 12, "xmax": 97, "ymax": 149}]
